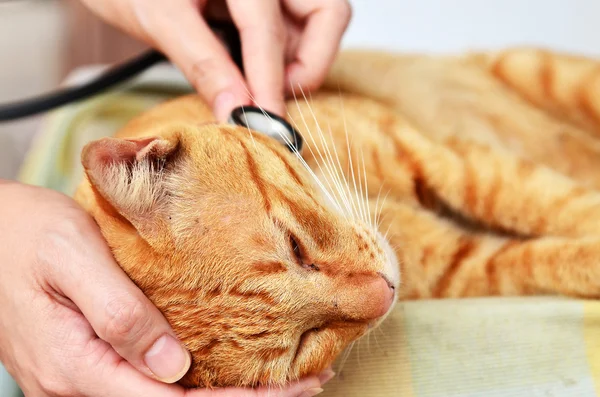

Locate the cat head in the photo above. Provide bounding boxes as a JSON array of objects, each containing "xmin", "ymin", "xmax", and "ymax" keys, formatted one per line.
[{"xmin": 80, "ymin": 122, "xmax": 399, "ymax": 387}]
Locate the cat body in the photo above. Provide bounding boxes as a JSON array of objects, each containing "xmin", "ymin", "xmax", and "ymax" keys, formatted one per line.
[{"xmin": 74, "ymin": 48, "xmax": 600, "ymax": 388}]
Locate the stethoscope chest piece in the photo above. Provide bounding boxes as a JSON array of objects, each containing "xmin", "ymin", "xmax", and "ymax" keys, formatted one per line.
[{"xmin": 228, "ymin": 106, "xmax": 303, "ymax": 153}]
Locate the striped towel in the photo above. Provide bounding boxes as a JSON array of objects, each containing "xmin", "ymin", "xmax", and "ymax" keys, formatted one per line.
[{"xmin": 17, "ymin": 65, "xmax": 600, "ymax": 397}]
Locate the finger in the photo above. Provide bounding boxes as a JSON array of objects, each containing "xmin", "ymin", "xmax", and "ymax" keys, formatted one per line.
[
  {"xmin": 185, "ymin": 375, "xmax": 323, "ymax": 397},
  {"xmin": 97, "ymin": 354, "xmax": 188, "ymax": 397},
  {"xmin": 226, "ymin": 0, "xmax": 287, "ymax": 116},
  {"xmin": 82, "ymin": 337, "xmax": 188, "ymax": 397},
  {"xmin": 318, "ymin": 367, "xmax": 335, "ymax": 385},
  {"xmin": 41, "ymin": 215, "xmax": 191, "ymax": 384},
  {"xmin": 39, "ymin": 303, "xmax": 187, "ymax": 397},
  {"xmin": 282, "ymin": 15, "xmax": 303, "ymax": 66},
  {"xmin": 138, "ymin": 2, "xmax": 251, "ymax": 121},
  {"xmin": 283, "ymin": 0, "xmax": 352, "ymax": 92},
  {"xmin": 47, "ymin": 301, "xmax": 327, "ymax": 397}
]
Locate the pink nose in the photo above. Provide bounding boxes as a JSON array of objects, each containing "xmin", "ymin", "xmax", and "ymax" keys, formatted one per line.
[
  {"xmin": 335, "ymin": 274, "xmax": 395, "ymax": 322},
  {"xmin": 368, "ymin": 276, "xmax": 395, "ymax": 319}
]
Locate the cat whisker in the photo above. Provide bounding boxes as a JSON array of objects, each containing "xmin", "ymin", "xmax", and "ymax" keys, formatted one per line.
[
  {"xmin": 390, "ymin": 242, "xmax": 401, "ymax": 251},
  {"xmin": 241, "ymin": 86, "xmax": 343, "ymax": 214},
  {"xmin": 365, "ymin": 329, "xmax": 374, "ymax": 356},
  {"xmin": 383, "ymin": 219, "xmax": 395, "ymax": 241},
  {"xmin": 376, "ymin": 206, "xmax": 392, "ymax": 231},
  {"xmin": 337, "ymin": 98, "xmax": 374, "ymax": 228},
  {"xmin": 307, "ymin": 91, "xmax": 357, "ymax": 221},
  {"xmin": 334, "ymin": 84, "xmax": 363, "ymax": 221},
  {"xmin": 341, "ymin": 103, "xmax": 363, "ymax": 223},
  {"xmin": 375, "ymin": 189, "xmax": 392, "ymax": 229},
  {"xmin": 324, "ymin": 123, "xmax": 355, "ymax": 216},
  {"xmin": 326, "ymin": 120, "xmax": 358, "ymax": 220},
  {"xmin": 239, "ymin": 105, "xmax": 258, "ymax": 151},
  {"xmin": 287, "ymin": 112, "xmax": 345, "ymax": 214},
  {"xmin": 372, "ymin": 184, "xmax": 386, "ymax": 228},
  {"xmin": 372, "ymin": 328, "xmax": 384, "ymax": 352},
  {"xmin": 359, "ymin": 146, "xmax": 372, "ymax": 227},
  {"xmin": 355, "ymin": 335, "xmax": 364, "ymax": 370},
  {"xmin": 286, "ymin": 85, "xmax": 343, "ymax": 209},
  {"xmin": 355, "ymin": 145, "xmax": 366, "ymax": 224},
  {"xmin": 335, "ymin": 340, "xmax": 356, "ymax": 376},
  {"xmin": 294, "ymin": 85, "xmax": 352, "ymax": 218},
  {"xmin": 304, "ymin": 88, "xmax": 353, "ymax": 218}
]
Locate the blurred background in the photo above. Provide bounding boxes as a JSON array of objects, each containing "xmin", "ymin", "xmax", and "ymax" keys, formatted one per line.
[{"xmin": 1, "ymin": 0, "xmax": 600, "ymax": 180}]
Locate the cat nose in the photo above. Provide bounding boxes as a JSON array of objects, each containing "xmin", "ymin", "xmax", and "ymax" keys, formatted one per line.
[
  {"xmin": 330, "ymin": 272, "xmax": 396, "ymax": 322},
  {"xmin": 336, "ymin": 274, "xmax": 395, "ymax": 322},
  {"xmin": 368, "ymin": 275, "xmax": 395, "ymax": 320}
]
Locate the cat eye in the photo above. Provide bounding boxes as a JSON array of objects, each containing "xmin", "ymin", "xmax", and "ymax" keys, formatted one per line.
[
  {"xmin": 289, "ymin": 234, "xmax": 320, "ymax": 272},
  {"xmin": 290, "ymin": 234, "xmax": 302, "ymax": 260}
]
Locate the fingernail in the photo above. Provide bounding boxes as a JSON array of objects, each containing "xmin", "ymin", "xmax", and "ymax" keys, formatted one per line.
[
  {"xmin": 144, "ymin": 334, "xmax": 191, "ymax": 383},
  {"xmin": 318, "ymin": 368, "xmax": 335, "ymax": 384},
  {"xmin": 299, "ymin": 387, "xmax": 324, "ymax": 397},
  {"xmin": 214, "ymin": 91, "xmax": 236, "ymax": 122}
]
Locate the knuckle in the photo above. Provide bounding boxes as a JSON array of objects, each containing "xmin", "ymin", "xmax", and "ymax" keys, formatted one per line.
[
  {"xmin": 38, "ymin": 373, "xmax": 76, "ymax": 397},
  {"xmin": 35, "ymin": 211, "xmax": 92, "ymax": 269},
  {"xmin": 271, "ymin": 18, "xmax": 286, "ymax": 36},
  {"xmin": 332, "ymin": 0, "xmax": 353, "ymax": 23},
  {"xmin": 271, "ymin": 23, "xmax": 287, "ymax": 46},
  {"xmin": 296, "ymin": 70, "xmax": 327, "ymax": 93},
  {"xmin": 189, "ymin": 57, "xmax": 231, "ymax": 92},
  {"xmin": 240, "ymin": 22, "xmax": 286, "ymax": 47},
  {"xmin": 45, "ymin": 207, "xmax": 93, "ymax": 243},
  {"xmin": 52, "ymin": 213, "xmax": 87, "ymax": 239},
  {"xmin": 80, "ymin": 339, "xmax": 119, "ymax": 378},
  {"xmin": 305, "ymin": 78, "xmax": 325, "ymax": 93},
  {"xmin": 101, "ymin": 298, "xmax": 152, "ymax": 344}
]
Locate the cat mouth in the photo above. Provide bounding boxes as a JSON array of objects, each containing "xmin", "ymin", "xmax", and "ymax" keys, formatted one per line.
[
  {"xmin": 293, "ymin": 327, "xmax": 321, "ymax": 363},
  {"xmin": 290, "ymin": 321, "xmax": 370, "ymax": 372}
]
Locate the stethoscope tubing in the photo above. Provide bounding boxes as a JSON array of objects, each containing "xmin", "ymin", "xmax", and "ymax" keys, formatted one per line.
[
  {"xmin": 0, "ymin": 21, "xmax": 240, "ymax": 123},
  {"xmin": 0, "ymin": 21, "xmax": 303, "ymax": 153}
]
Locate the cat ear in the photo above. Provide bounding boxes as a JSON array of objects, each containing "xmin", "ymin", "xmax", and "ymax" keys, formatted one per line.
[{"xmin": 81, "ymin": 135, "xmax": 180, "ymax": 226}]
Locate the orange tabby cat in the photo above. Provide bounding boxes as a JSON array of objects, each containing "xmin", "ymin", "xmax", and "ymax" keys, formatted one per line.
[{"xmin": 74, "ymin": 47, "xmax": 600, "ymax": 388}]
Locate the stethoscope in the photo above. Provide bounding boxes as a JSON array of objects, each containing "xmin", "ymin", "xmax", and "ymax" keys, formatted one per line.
[{"xmin": 0, "ymin": 21, "xmax": 303, "ymax": 153}]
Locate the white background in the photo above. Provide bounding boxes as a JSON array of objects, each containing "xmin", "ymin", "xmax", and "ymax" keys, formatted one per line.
[{"xmin": 343, "ymin": 0, "xmax": 600, "ymax": 55}]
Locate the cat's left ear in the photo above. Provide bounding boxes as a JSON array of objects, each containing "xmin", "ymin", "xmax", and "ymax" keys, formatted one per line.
[{"xmin": 81, "ymin": 135, "xmax": 181, "ymax": 230}]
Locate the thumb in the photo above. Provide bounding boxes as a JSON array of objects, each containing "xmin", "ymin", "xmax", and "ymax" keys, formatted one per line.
[{"xmin": 42, "ymin": 216, "xmax": 191, "ymax": 384}]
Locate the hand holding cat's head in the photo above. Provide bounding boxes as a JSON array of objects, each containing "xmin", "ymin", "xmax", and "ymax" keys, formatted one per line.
[{"xmin": 80, "ymin": 123, "xmax": 399, "ymax": 387}]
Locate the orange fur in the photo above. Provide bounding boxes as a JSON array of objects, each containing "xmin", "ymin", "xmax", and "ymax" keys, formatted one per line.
[{"xmin": 74, "ymin": 47, "xmax": 600, "ymax": 388}]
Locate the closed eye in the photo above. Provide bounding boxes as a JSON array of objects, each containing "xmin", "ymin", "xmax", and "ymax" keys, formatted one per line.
[
  {"xmin": 289, "ymin": 233, "xmax": 303, "ymax": 263},
  {"xmin": 289, "ymin": 233, "xmax": 320, "ymax": 272}
]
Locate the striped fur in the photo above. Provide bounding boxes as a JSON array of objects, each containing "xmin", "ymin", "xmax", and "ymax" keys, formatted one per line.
[{"xmin": 74, "ymin": 47, "xmax": 600, "ymax": 388}]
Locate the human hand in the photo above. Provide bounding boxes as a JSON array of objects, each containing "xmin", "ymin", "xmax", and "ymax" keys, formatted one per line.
[
  {"xmin": 0, "ymin": 181, "xmax": 329, "ymax": 396},
  {"xmin": 79, "ymin": 0, "xmax": 352, "ymax": 121}
]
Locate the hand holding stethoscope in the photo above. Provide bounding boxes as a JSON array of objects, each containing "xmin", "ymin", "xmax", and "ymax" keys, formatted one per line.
[{"xmin": 81, "ymin": 0, "xmax": 352, "ymax": 123}]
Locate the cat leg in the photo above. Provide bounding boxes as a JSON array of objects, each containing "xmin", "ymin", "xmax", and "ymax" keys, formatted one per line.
[
  {"xmin": 376, "ymin": 198, "xmax": 600, "ymax": 299},
  {"xmin": 386, "ymin": 124, "xmax": 600, "ymax": 239},
  {"xmin": 468, "ymin": 48, "xmax": 600, "ymax": 136},
  {"xmin": 326, "ymin": 50, "xmax": 600, "ymax": 188},
  {"xmin": 289, "ymin": 90, "xmax": 600, "ymax": 238}
]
